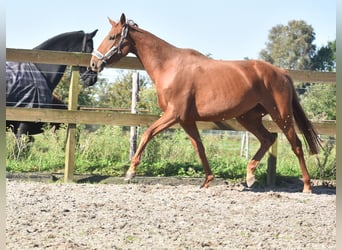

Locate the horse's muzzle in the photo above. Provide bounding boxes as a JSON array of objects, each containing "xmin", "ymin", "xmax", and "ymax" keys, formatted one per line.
[
  {"xmin": 81, "ymin": 68, "xmax": 98, "ymax": 87},
  {"xmin": 90, "ymin": 58, "xmax": 105, "ymax": 73}
]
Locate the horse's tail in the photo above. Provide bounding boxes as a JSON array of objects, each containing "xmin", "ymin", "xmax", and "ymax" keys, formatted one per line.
[{"xmin": 288, "ymin": 76, "xmax": 322, "ymax": 154}]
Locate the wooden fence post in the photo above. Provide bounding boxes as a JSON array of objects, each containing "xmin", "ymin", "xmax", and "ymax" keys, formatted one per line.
[
  {"xmin": 64, "ymin": 66, "xmax": 80, "ymax": 183},
  {"xmin": 267, "ymin": 133, "xmax": 278, "ymax": 186},
  {"xmin": 129, "ymin": 72, "xmax": 139, "ymax": 160}
]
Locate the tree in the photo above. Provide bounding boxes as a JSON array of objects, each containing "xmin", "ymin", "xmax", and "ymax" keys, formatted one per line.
[
  {"xmin": 310, "ymin": 40, "xmax": 336, "ymax": 72},
  {"xmin": 53, "ymin": 66, "xmax": 99, "ymax": 108},
  {"xmin": 54, "ymin": 68, "xmax": 161, "ymax": 114},
  {"xmin": 301, "ymin": 39, "xmax": 336, "ymax": 121},
  {"xmin": 259, "ymin": 21, "xmax": 336, "ymax": 121},
  {"xmin": 138, "ymin": 87, "xmax": 161, "ymax": 115},
  {"xmin": 301, "ymin": 83, "xmax": 336, "ymax": 121},
  {"xmin": 90, "ymin": 71, "xmax": 159, "ymax": 112},
  {"xmin": 53, "ymin": 67, "xmax": 71, "ymax": 104},
  {"xmin": 98, "ymin": 73, "xmax": 132, "ymax": 109},
  {"xmin": 259, "ymin": 20, "xmax": 316, "ymax": 70}
]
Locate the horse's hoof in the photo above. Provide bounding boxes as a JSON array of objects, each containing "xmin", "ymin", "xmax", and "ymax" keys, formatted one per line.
[
  {"xmin": 200, "ymin": 175, "xmax": 214, "ymax": 189},
  {"xmin": 246, "ymin": 175, "xmax": 256, "ymax": 188},
  {"xmin": 302, "ymin": 187, "xmax": 312, "ymax": 193},
  {"xmin": 124, "ymin": 172, "xmax": 136, "ymax": 181}
]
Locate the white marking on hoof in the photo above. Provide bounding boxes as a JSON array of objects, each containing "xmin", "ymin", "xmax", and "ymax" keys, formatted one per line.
[
  {"xmin": 302, "ymin": 188, "xmax": 312, "ymax": 193},
  {"xmin": 246, "ymin": 174, "xmax": 256, "ymax": 188},
  {"xmin": 124, "ymin": 172, "xmax": 136, "ymax": 181}
]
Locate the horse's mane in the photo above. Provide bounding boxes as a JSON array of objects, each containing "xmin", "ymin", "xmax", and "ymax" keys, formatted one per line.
[
  {"xmin": 33, "ymin": 31, "xmax": 85, "ymax": 50},
  {"xmin": 129, "ymin": 23, "xmax": 206, "ymax": 58},
  {"xmin": 129, "ymin": 23, "xmax": 177, "ymax": 48}
]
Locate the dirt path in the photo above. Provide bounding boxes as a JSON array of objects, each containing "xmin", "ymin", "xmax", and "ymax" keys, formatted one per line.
[{"xmin": 6, "ymin": 178, "xmax": 335, "ymax": 249}]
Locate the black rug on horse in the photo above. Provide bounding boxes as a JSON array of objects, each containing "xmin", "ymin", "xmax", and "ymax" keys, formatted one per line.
[{"xmin": 6, "ymin": 61, "xmax": 53, "ymax": 108}]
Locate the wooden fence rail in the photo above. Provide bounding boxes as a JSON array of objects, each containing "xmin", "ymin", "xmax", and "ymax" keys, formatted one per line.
[
  {"xmin": 6, "ymin": 48, "xmax": 337, "ymax": 83},
  {"xmin": 6, "ymin": 48, "xmax": 336, "ymax": 185},
  {"xmin": 6, "ymin": 48, "xmax": 144, "ymax": 70},
  {"xmin": 5, "ymin": 108, "xmax": 336, "ymax": 135}
]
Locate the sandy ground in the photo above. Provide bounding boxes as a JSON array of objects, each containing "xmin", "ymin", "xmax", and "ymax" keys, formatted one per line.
[{"xmin": 6, "ymin": 177, "xmax": 336, "ymax": 249}]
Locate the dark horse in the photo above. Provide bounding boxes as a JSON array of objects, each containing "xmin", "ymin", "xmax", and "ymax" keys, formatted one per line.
[
  {"xmin": 6, "ymin": 30, "xmax": 98, "ymax": 140},
  {"xmin": 90, "ymin": 14, "xmax": 321, "ymax": 192}
]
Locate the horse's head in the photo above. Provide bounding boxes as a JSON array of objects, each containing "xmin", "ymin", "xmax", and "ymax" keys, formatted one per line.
[
  {"xmin": 90, "ymin": 13, "xmax": 134, "ymax": 72},
  {"xmin": 80, "ymin": 67, "xmax": 98, "ymax": 87},
  {"xmin": 79, "ymin": 29, "xmax": 99, "ymax": 86}
]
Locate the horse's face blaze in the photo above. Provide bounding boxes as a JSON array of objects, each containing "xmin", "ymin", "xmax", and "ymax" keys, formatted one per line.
[{"xmin": 90, "ymin": 13, "xmax": 131, "ymax": 72}]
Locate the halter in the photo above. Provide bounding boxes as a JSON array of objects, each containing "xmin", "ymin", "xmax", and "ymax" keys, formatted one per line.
[
  {"xmin": 81, "ymin": 32, "xmax": 88, "ymax": 53},
  {"xmin": 80, "ymin": 31, "xmax": 98, "ymax": 84},
  {"xmin": 92, "ymin": 23, "xmax": 129, "ymax": 65},
  {"xmin": 79, "ymin": 32, "xmax": 92, "ymax": 73}
]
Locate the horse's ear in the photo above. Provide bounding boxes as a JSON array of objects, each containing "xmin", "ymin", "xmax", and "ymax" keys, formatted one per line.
[
  {"xmin": 88, "ymin": 29, "xmax": 98, "ymax": 39},
  {"xmin": 120, "ymin": 13, "xmax": 126, "ymax": 24},
  {"xmin": 108, "ymin": 17, "xmax": 116, "ymax": 26}
]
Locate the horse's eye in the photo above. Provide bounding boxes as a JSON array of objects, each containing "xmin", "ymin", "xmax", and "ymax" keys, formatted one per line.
[{"xmin": 109, "ymin": 35, "xmax": 117, "ymax": 41}]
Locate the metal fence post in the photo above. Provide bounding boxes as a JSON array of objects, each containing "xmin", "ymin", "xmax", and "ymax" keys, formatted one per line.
[{"xmin": 130, "ymin": 72, "xmax": 139, "ymax": 160}]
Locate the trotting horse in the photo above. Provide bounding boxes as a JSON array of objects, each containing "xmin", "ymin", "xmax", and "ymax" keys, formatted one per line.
[
  {"xmin": 6, "ymin": 30, "xmax": 98, "ymax": 140},
  {"xmin": 90, "ymin": 14, "xmax": 321, "ymax": 192}
]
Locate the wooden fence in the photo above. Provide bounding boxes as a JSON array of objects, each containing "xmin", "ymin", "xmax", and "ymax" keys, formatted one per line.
[{"xmin": 6, "ymin": 48, "xmax": 336, "ymax": 185}]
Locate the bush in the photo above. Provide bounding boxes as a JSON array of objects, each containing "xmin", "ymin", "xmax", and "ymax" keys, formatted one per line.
[
  {"xmin": 6, "ymin": 124, "xmax": 66, "ymax": 172},
  {"xmin": 6, "ymin": 126, "xmax": 336, "ymax": 181}
]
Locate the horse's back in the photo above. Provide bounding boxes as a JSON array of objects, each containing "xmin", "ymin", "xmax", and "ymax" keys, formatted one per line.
[
  {"xmin": 206, "ymin": 59, "xmax": 292, "ymax": 94},
  {"xmin": 174, "ymin": 57, "xmax": 292, "ymax": 120},
  {"xmin": 6, "ymin": 61, "xmax": 52, "ymax": 108}
]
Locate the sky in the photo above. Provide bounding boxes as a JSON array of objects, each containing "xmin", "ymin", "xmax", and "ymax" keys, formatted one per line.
[{"xmin": 6, "ymin": 0, "xmax": 336, "ymax": 78}]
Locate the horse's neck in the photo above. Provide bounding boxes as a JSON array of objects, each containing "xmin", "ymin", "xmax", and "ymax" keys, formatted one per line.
[
  {"xmin": 32, "ymin": 33, "xmax": 82, "ymax": 91},
  {"xmin": 130, "ymin": 28, "xmax": 178, "ymax": 82},
  {"xmin": 34, "ymin": 63, "xmax": 67, "ymax": 91}
]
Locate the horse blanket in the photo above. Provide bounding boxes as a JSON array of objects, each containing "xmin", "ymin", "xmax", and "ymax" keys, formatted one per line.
[{"xmin": 6, "ymin": 61, "xmax": 52, "ymax": 108}]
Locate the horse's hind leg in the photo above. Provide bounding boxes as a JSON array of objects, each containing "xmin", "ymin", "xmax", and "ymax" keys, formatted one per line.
[
  {"xmin": 180, "ymin": 122, "xmax": 214, "ymax": 188},
  {"xmin": 236, "ymin": 108, "xmax": 277, "ymax": 188},
  {"xmin": 268, "ymin": 109, "xmax": 311, "ymax": 192},
  {"xmin": 265, "ymin": 93, "xmax": 312, "ymax": 192}
]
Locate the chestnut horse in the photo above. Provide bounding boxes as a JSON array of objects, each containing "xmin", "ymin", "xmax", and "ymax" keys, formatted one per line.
[{"xmin": 90, "ymin": 13, "xmax": 321, "ymax": 192}]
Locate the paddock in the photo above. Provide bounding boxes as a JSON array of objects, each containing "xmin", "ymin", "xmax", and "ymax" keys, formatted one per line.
[{"xmin": 6, "ymin": 178, "xmax": 335, "ymax": 249}]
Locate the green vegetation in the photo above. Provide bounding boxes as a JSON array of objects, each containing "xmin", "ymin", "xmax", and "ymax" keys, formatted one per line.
[
  {"xmin": 259, "ymin": 20, "xmax": 336, "ymax": 72},
  {"xmin": 6, "ymin": 125, "xmax": 336, "ymax": 181}
]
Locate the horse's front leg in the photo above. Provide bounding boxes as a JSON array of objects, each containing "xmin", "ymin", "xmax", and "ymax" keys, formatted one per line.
[
  {"xmin": 180, "ymin": 122, "xmax": 214, "ymax": 188},
  {"xmin": 16, "ymin": 122, "xmax": 36, "ymax": 142},
  {"xmin": 124, "ymin": 112, "xmax": 178, "ymax": 181}
]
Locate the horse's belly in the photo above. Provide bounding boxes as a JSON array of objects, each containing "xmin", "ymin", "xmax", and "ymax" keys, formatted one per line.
[
  {"xmin": 191, "ymin": 89, "xmax": 258, "ymax": 121},
  {"xmin": 197, "ymin": 106, "xmax": 247, "ymax": 121}
]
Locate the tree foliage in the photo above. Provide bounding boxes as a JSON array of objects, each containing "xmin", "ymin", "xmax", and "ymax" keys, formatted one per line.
[
  {"xmin": 54, "ymin": 69, "xmax": 160, "ymax": 114},
  {"xmin": 301, "ymin": 83, "xmax": 336, "ymax": 121},
  {"xmin": 301, "ymin": 40, "xmax": 336, "ymax": 121},
  {"xmin": 259, "ymin": 20, "xmax": 335, "ymax": 121},
  {"xmin": 53, "ymin": 66, "xmax": 98, "ymax": 107},
  {"xmin": 310, "ymin": 40, "xmax": 336, "ymax": 72},
  {"xmin": 259, "ymin": 20, "xmax": 316, "ymax": 70}
]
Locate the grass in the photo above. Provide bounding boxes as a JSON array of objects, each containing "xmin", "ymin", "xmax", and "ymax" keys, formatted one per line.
[{"xmin": 6, "ymin": 125, "xmax": 336, "ymax": 181}]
